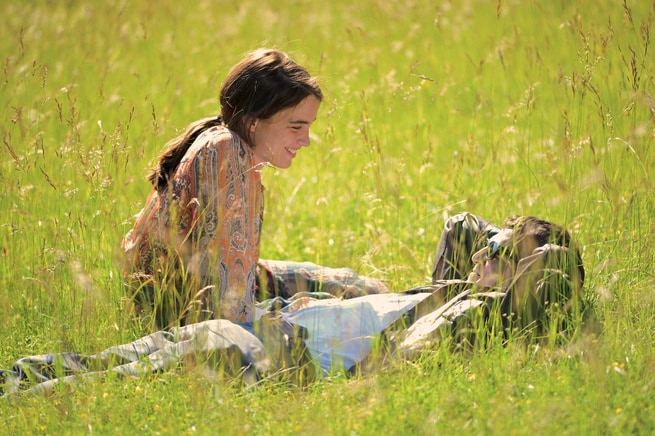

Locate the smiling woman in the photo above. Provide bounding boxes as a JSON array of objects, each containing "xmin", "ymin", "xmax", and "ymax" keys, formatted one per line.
[{"xmin": 121, "ymin": 49, "xmax": 323, "ymax": 329}]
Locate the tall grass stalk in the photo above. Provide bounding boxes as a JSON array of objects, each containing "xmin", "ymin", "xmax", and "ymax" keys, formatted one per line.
[{"xmin": 1, "ymin": 0, "xmax": 654, "ymax": 433}]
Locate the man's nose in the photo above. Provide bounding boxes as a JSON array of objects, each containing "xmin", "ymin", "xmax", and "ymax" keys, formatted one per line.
[{"xmin": 471, "ymin": 247, "xmax": 486, "ymax": 264}]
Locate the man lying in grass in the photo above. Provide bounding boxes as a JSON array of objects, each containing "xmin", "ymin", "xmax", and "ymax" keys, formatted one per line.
[
  {"xmin": 0, "ymin": 213, "xmax": 585, "ymax": 396},
  {"xmin": 397, "ymin": 212, "xmax": 586, "ymax": 357}
]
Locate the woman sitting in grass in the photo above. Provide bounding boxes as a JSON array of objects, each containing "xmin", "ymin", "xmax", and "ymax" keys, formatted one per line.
[{"xmin": 121, "ymin": 49, "xmax": 322, "ymax": 328}]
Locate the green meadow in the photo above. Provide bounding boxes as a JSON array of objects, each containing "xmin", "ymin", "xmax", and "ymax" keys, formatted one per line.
[{"xmin": 1, "ymin": 0, "xmax": 654, "ymax": 433}]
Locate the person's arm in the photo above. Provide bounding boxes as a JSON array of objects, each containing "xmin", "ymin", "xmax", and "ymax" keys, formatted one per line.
[
  {"xmin": 431, "ymin": 212, "xmax": 501, "ymax": 282},
  {"xmin": 501, "ymin": 244, "xmax": 584, "ymax": 338}
]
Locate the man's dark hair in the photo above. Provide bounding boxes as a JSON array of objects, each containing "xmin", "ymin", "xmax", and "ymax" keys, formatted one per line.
[{"xmin": 504, "ymin": 215, "xmax": 584, "ymax": 288}]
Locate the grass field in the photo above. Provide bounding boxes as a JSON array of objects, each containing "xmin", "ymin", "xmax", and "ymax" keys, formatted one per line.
[{"xmin": 1, "ymin": 0, "xmax": 654, "ymax": 433}]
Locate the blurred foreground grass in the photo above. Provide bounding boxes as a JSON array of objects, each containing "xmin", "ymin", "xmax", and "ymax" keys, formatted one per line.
[{"xmin": 1, "ymin": 0, "xmax": 654, "ymax": 433}]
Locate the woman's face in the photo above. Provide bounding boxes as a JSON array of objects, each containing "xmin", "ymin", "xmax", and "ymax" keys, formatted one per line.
[
  {"xmin": 468, "ymin": 229, "xmax": 516, "ymax": 288},
  {"xmin": 249, "ymin": 95, "xmax": 321, "ymax": 169}
]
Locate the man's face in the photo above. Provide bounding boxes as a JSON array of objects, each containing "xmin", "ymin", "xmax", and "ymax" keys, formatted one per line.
[{"xmin": 468, "ymin": 229, "xmax": 515, "ymax": 288}]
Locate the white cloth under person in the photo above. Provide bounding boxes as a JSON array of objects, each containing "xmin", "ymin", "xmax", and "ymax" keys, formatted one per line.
[{"xmin": 278, "ymin": 293, "xmax": 430, "ymax": 374}]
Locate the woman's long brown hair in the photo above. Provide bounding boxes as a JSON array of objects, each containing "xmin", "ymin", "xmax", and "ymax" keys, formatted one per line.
[
  {"xmin": 147, "ymin": 49, "xmax": 322, "ymax": 191},
  {"xmin": 147, "ymin": 117, "xmax": 224, "ymax": 190}
]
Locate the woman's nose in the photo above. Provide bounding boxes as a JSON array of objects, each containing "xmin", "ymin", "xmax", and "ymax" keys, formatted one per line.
[{"xmin": 300, "ymin": 131, "xmax": 311, "ymax": 147}]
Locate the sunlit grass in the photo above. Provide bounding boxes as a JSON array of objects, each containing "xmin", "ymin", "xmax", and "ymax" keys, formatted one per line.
[{"xmin": 1, "ymin": 0, "xmax": 655, "ymax": 433}]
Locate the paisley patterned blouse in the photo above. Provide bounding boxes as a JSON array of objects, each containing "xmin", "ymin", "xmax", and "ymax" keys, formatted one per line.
[{"xmin": 122, "ymin": 126, "xmax": 264, "ymax": 322}]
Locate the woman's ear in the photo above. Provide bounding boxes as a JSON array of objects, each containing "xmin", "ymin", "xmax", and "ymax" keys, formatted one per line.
[{"xmin": 248, "ymin": 117, "xmax": 259, "ymax": 134}]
